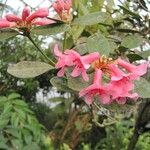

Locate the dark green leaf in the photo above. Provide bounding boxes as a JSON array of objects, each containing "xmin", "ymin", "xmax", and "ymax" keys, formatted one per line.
[
  {"xmin": 7, "ymin": 61, "xmax": 54, "ymax": 78},
  {"xmin": 127, "ymin": 54, "xmax": 143, "ymax": 62},
  {"xmin": 118, "ymin": 5, "xmax": 141, "ymax": 19}
]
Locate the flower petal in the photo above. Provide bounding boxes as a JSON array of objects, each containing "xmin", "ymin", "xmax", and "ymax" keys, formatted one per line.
[
  {"xmin": 5, "ymin": 14, "xmax": 22, "ymax": 22},
  {"xmin": 100, "ymin": 94, "xmax": 111, "ymax": 104},
  {"xmin": 32, "ymin": 18, "xmax": 55, "ymax": 26},
  {"xmin": 81, "ymin": 69, "xmax": 89, "ymax": 81},
  {"xmin": 57, "ymin": 67, "xmax": 65, "ymax": 77},
  {"xmin": 82, "ymin": 52, "xmax": 99, "ymax": 64},
  {"xmin": 93, "ymin": 69, "xmax": 102, "ymax": 85},
  {"xmin": 71, "ymin": 66, "xmax": 81, "ymax": 77},
  {"xmin": 84, "ymin": 94, "xmax": 93, "ymax": 105},
  {"xmin": 22, "ymin": 7, "xmax": 30, "ymax": 20},
  {"xmin": 0, "ymin": 19, "xmax": 11, "ymax": 28},
  {"xmin": 53, "ymin": 44, "xmax": 62, "ymax": 57},
  {"xmin": 26, "ymin": 8, "xmax": 49, "ymax": 22}
]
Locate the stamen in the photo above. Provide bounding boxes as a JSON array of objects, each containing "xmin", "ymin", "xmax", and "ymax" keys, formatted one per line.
[{"xmin": 92, "ymin": 56, "xmax": 117, "ymax": 74}]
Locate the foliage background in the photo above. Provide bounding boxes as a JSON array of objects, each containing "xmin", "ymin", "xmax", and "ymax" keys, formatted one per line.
[{"xmin": 0, "ymin": 0, "xmax": 150, "ymax": 149}]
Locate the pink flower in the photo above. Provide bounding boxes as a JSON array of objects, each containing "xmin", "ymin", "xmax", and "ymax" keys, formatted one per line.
[
  {"xmin": 80, "ymin": 56, "xmax": 148, "ymax": 105},
  {"xmin": 54, "ymin": 45, "xmax": 99, "ymax": 80},
  {"xmin": 79, "ymin": 69, "xmax": 112, "ymax": 105},
  {"xmin": 0, "ymin": 19, "xmax": 15, "ymax": 28},
  {"xmin": 118, "ymin": 58, "xmax": 148, "ymax": 80},
  {"xmin": 108, "ymin": 77, "xmax": 138, "ymax": 104},
  {"xmin": 0, "ymin": 7, "xmax": 55, "ymax": 29},
  {"xmin": 65, "ymin": 50, "xmax": 99, "ymax": 81},
  {"xmin": 54, "ymin": 44, "xmax": 73, "ymax": 77},
  {"xmin": 52, "ymin": 0, "xmax": 72, "ymax": 22}
]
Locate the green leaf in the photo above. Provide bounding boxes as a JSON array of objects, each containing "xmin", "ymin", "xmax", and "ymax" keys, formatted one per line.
[
  {"xmin": 8, "ymin": 93, "xmax": 20, "ymax": 100},
  {"xmin": 134, "ymin": 77, "xmax": 150, "ymax": 98},
  {"xmin": 11, "ymin": 113, "xmax": 19, "ymax": 127},
  {"xmin": 127, "ymin": 54, "xmax": 143, "ymax": 62},
  {"xmin": 23, "ymin": 143, "xmax": 40, "ymax": 150},
  {"xmin": 67, "ymin": 75, "xmax": 90, "ymax": 91},
  {"xmin": 5, "ymin": 128, "xmax": 21, "ymax": 139},
  {"xmin": 22, "ymin": 129, "xmax": 33, "ymax": 144},
  {"xmin": 71, "ymin": 25, "xmax": 85, "ymax": 43},
  {"xmin": 32, "ymin": 23, "xmax": 70, "ymax": 36},
  {"xmin": 138, "ymin": 50, "xmax": 150, "ymax": 59},
  {"xmin": 3, "ymin": 103, "xmax": 12, "ymax": 113},
  {"xmin": 0, "ymin": 142, "xmax": 8, "ymax": 149},
  {"xmin": 121, "ymin": 35, "xmax": 143, "ymax": 49},
  {"xmin": 87, "ymin": 33, "xmax": 111, "ymax": 55},
  {"xmin": 0, "ymin": 119, "xmax": 9, "ymax": 129},
  {"xmin": 7, "ymin": 61, "xmax": 54, "ymax": 78},
  {"xmin": 15, "ymin": 108, "xmax": 26, "ymax": 120},
  {"xmin": 72, "ymin": 12, "xmax": 109, "ymax": 25},
  {"xmin": 50, "ymin": 77, "xmax": 72, "ymax": 92},
  {"xmin": 0, "ymin": 29, "xmax": 19, "ymax": 41}
]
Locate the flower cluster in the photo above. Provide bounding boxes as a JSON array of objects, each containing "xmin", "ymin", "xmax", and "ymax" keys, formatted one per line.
[
  {"xmin": 52, "ymin": 0, "xmax": 72, "ymax": 22},
  {"xmin": 0, "ymin": 0, "xmax": 72, "ymax": 30},
  {"xmin": 0, "ymin": 7, "xmax": 55, "ymax": 30},
  {"xmin": 54, "ymin": 45, "xmax": 148, "ymax": 105}
]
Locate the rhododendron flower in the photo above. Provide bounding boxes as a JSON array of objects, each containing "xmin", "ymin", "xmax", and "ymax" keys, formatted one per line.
[
  {"xmin": 79, "ymin": 55, "xmax": 148, "ymax": 105},
  {"xmin": 54, "ymin": 44, "xmax": 73, "ymax": 77},
  {"xmin": 79, "ymin": 69, "xmax": 112, "ymax": 105},
  {"xmin": 0, "ymin": 7, "xmax": 55, "ymax": 30},
  {"xmin": 52, "ymin": 0, "xmax": 72, "ymax": 22},
  {"xmin": 65, "ymin": 50, "xmax": 99, "ymax": 81},
  {"xmin": 108, "ymin": 78, "xmax": 138, "ymax": 104},
  {"xmin": 54, "ymin": 44, "xmax": 99, "ymax": 81},
  {"xmin": 118, "ymin": 58, "xmax": 148, "ymax": 80}
]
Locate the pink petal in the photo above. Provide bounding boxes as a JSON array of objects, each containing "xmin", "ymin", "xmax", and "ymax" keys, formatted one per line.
[
  {"xmin": 71, "ymin": 66, "xmax": 81, "ymax": 77},
  {"xmin": 26, "ymin": 8, "xmax": 49, "ymax": 22},
  {"xmin": 57, "ymin": 67, "xmax": 65, "ymax": 77},
  {"xmin": 53, "ymin": 44, "xmax": 62, "ymax": 57},
  {"xmin": 64, "ymin": 0, "xmax": 72, "ymax": 10},
  {"xmin": 93, "ymin": 69, "xmax": 102, "ymax": 85},
  {"xmin": 32, "ymin": 18, "xmax": 56, "ymax": 26},
  {"xmin": 133, "ymin": 63, "xmax": 148, "ymax": 76},
  {"xmin": 81, "ymin": 69, "xmax": 89, "ymax": 81},
  {"xmin": 5, "ymin": 14, "xmax": 22, "ymax": 22},
  {"xmin": 82, "ymin": 52, "xmax": 99, "ymax": 64},
  {"xmin": 22, "ymin": 7, "xmax": 30, "ymax": 20},
  {"xmin": 84, "ymin": 94, "xmax": 93, "ymax": 105},
  {"xmin": 52, "ymin": 3, "xmax": 61, "ymax": 14},
  {"xmin": 100, "ymin": 94, "xmax": 111, "ymax": 104},
  {"xmin": 118, "ymin": 58, "xmax": 136, "ymax": 71},
  {"xmin": 116, "ymin": 97, "xmax": 127, "ymax": 104},
  {"xmin": 0, "ymin": 19, "xmax": 11, "ymax": 28},
  {"xmin": 109, "ymin": 64, "xmax": 127, "ymax": 81}
]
